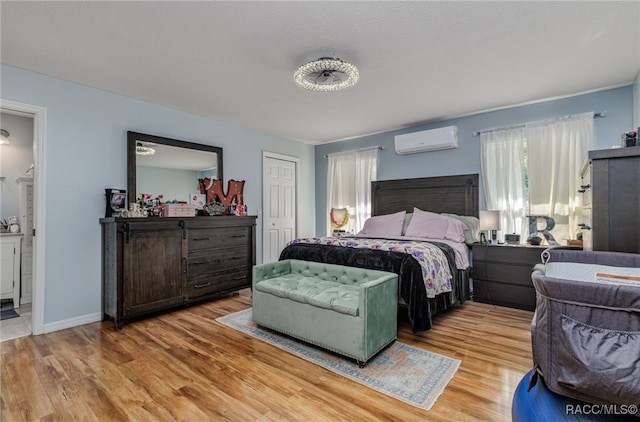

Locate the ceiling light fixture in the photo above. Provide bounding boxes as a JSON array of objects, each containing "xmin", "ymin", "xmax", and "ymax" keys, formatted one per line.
[
  {"xmin": 0, "ymin": 129, "xmax": 10, "ymax": 145},
  {"xmin": 294, "ymin": 57, "xmax": 359, "ymax": 92},
  {"xmin": 136, "ymin": 141, "xmax": 155, "ymax": 156}
]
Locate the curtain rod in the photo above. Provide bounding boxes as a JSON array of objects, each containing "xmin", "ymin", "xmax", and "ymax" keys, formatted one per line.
[
  {"xmin": 472, "ymin": 111, "xmax": 606, "ymax": 137},
  {"xmin": 323, "ymin": 145, "xmax": 384, "ymax": 159}
]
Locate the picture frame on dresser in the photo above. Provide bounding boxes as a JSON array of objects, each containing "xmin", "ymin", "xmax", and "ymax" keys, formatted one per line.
[{"xmin": 105, "ymin": 188, "xmax": 127, "ymax": 218}]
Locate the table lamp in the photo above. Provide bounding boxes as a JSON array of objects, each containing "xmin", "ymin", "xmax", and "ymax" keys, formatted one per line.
[
  {"xmin": 330, "ymin": 208, "xmax": 350, "ymax": 235},
  {"xmin": 480, "ymin": 210, "xmax": 501, "ymax": 245}
]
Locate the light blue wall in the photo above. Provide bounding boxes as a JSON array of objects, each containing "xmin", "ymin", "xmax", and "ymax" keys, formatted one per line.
[
  {"xmin": 315, "ymin": 86, "xmax": 634, "ymax": 234},
  {"xmin": 1, "ymin": 65, "xmax": 315, "ymax": 327}
]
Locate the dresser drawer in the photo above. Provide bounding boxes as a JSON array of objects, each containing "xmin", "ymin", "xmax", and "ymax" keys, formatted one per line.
[
  {"xmin": 188, "ymin": 227, "xmax": 250, "ymax": 251},
  {"xmin": 187, "ymin": 267, "xmax": 251, "ymax": 299},
  {"xmin": 188, "ymin": 246, "xmax": 249, "ymax": 278}
]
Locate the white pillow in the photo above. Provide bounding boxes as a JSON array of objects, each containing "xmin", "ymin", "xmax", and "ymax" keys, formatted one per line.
[{"xmin": 442, "ymin": 213, "xmax": 480, "ymax": 244}]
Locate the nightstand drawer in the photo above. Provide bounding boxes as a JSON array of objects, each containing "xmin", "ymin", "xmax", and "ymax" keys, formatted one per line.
[
  {"xmin": 473, "ymin": 261, "xmax": 537, "ymax": 287},
  {"xmin": 473, "ymin": 280, "xmax": 536, "ymax": 311},
  {"xmin": 473, "ymin": 245, "xmax": 545, "ymax": 266}
]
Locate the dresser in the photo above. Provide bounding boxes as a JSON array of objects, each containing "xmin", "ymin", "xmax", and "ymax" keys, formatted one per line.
[
  {"xmin": 101, "ymin": 216, "xmax": 256, "ymax": 329},
  {"xmin": 472, "ymin": 243, "xmax": 546, "ymax": 311},
  {"xmin": 579, "ymin": 146, "xmax": 640, "ymax": 253}
]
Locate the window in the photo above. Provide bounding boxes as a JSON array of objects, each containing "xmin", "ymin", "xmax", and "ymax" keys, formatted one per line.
[
  {"xmin": 326, "ymin": 147, "xmax": 378, "ymax": 235},
  {"xmin": 480, "ymin": 113, "xmax": 594, "ymax": 243}
]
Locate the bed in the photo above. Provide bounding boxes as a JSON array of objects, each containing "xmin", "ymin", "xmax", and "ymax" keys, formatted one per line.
[{"xmin": 280, "ymin": 173, "xmax": 479, "ymax": 333}]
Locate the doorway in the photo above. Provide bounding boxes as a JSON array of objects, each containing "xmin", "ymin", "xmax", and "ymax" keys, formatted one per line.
[
  {"xmin": 0, "ymin": 99, "xmax": 47, "ymax": 337},
  {"xmin": 262, "ymin": 152, "xmax": 298, "ymax": 263}
]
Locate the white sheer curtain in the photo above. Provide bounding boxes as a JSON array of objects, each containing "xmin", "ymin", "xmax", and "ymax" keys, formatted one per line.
[
  {"xmin": 480, "ymin": 127, "xmax": 528, "ymax": 240},
  {"xmin": 526, "ymin": 112, "xmax": 594, "ymax": 243},
  {"xmin": 326, "ymin": 147, "xmax": 378, "ymax": 235}
]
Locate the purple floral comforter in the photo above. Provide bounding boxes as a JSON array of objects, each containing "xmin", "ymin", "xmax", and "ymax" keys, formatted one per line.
[{"xmin": 289, "ymin": 237, "xmax": 452, "ymax": 298}]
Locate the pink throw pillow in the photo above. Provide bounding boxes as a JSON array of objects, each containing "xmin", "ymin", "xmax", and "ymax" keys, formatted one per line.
[
  {"xmin": 404, "ymin": 209, "xmax": 448, "ymax": 239},
  {"xmin": 405, "ymin": 208, "xmax": 467, "ymax": 242},
  {"xmin": 357, "ymin": 211, "xmax": 407, "ymax": 237}
]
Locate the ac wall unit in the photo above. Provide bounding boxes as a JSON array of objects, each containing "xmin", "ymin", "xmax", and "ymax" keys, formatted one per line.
[{"xmin": 394, "ymin": 125, "xmax": 458, "ymax": 155}]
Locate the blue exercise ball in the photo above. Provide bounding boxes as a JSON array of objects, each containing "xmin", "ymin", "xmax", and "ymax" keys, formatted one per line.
[{"xmin": 512, "ymin": 369, "xmax": 637, "ymax": 421}]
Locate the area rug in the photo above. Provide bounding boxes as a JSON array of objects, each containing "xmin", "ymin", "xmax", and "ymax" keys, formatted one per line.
[
  {"xmin": 0, "ymin": 309, "xmax": 19, "ymax": 321},
  {"xmin": 216, "ymin": 308, "xmax": 460, "ymax": 411}
]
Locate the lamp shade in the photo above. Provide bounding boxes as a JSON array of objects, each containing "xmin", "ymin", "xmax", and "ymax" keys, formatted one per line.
[{"xmin": 479, "ymin": 210, "xmax": 501, "ymax": 231}]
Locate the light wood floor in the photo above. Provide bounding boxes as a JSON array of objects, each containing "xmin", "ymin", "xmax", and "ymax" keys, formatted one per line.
[{"xmin": 1, "ymin": 290, "xmax": 534, "ymax": 421}]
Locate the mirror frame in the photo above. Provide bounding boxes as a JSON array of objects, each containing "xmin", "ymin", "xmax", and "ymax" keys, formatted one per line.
[{"xmin": 127, "ymin": 131, "xmax": 223, "ymax": 206}]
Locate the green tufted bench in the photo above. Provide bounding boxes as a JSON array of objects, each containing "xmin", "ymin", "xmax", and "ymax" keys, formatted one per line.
[{"xmin": 252, "ymin": 259, "xmax": 398, "ymax": 366}]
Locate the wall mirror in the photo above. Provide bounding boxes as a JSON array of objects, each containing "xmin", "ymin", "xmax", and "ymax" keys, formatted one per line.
[{"xmin": 127, "ymin": 131, "xmax": 223, "ymax": 206}]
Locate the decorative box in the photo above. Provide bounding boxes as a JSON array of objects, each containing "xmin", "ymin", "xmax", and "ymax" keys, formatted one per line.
[
  {"xmin": 162, "ymin": 203, "xmax": 197, "ymax": 217},
  {"xmin": 203, "ymin": 201, "xmax": 225, "ymax": 216}
]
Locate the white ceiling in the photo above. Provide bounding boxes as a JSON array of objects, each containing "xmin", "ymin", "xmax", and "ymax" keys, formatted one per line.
[{"xmin": 2, "ymin": 1, "xmax": 639, "ymax": 144}]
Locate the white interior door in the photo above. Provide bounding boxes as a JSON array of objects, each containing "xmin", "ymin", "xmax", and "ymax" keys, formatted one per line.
[{"xmin": 263, "ymin": 153, "xmax": 297, "ymax": 263}]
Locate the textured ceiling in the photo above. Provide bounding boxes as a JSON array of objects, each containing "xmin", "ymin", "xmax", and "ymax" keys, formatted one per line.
[{"xmin": 1, "ymin": 1, "xmax": 639, "ymax": 144}]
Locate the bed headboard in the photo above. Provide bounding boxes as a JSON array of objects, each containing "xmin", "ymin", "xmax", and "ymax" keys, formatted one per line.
[{"xmin": 371, "ymin": 174, "xmax": 479, "ymax": 218}]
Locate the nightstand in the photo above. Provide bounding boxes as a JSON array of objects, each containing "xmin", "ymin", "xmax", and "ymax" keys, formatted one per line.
[{"xmin": 472, "ymin": 243, "xmax": 547, "ymax": 311}]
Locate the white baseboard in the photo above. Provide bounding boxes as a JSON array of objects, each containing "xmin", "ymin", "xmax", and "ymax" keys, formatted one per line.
[{"xmin": 42, "ymin": 312, "xmax": 102, "ymax": 334}]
